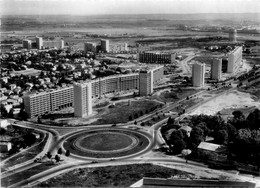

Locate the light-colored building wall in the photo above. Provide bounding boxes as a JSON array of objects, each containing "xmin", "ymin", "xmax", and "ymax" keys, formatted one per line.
[
  {"xmin": 50, "ymin": 87, "xmax": 73, "ymax": 111},
  {"xmin": 36, "ymin": 37, "xmax": 43, "ymax": 50},
  {"xmin": 101, "ymin": 39, "xmax": 109, "ymax": 52},
  {"xmin": 227, "ymin": 46, "xmax": 242, "ymax": 73},
  {"xmin": 192, "ymin": 62, "xmax": 205, "ymax": 87},
  {"xmin": 74, "ymin": 82, "xmax": 92, "ymax": 117},
  {"xmin": 23, "ymin": 66, "xmax": 163, "ymax": 118},
  {"xmin": 211, "ymin": 58, "xmax": 222, "ymax": 81},
  {"xmin": 23, "ymin": 92, "xmax": 51, "ymax": 118},
  {"xmin": 43, "ymin": 40, "xmax": 64, "ymax": 49}
]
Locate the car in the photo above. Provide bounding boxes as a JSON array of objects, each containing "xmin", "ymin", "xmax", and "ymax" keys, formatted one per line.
[
  {"xmin": 91, "ymin": 161, "xmax": 98, "ymax": 164},
  {"xmin": 110, "ymin": 158, "xmax": 115, "ymax": 161}
]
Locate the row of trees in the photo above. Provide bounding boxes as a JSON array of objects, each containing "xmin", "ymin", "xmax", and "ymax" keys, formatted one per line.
[{"xmin": 46, "ymin": 148, "xmax": 70, "ymax": 163}]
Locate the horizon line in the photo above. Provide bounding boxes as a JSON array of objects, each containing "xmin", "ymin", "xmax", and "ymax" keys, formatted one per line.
[{"xmin": 1, "ymin": 12, "xmax": 260, "ymax": 16}]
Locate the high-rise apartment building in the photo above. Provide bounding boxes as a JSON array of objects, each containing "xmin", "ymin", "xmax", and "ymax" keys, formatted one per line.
[
  {"xmin": 139, "ymin": 70, "xmax": 153, "ymax": 96},
  {"xmin": 23, "ymin": 66, "xmax": 164, "ymax": 118},
  {"xmin": 192, "ymin": 62, "xmax": 205, "ymax": 87},
  {"xmin": 227, "ymin": 46, "xmax": 242, "ymax": 73},
  {"xmin": 74, "ymin": 82, "xmax": 93, "ymax": 117},
  {"xmin": 101, "ymin": 39, "xmax": 109, "ymax": 53},
  {"xmin": 229, "ymin": 28, "xmax": 237, "ymax": 42},
  {"xmin": 84, "ymin": 42, "xmax": 97, "ymax": 53},
  {"xmin": 22, "ymin": 39, "xmax": 32, "ymax": 49},
  {"xmin": 211, "ymin": 58, "xmax": 222, "ymax": 81},
  {"xmin": 36, "ymin": 37, "xmax": 43, "ymax": 50}
]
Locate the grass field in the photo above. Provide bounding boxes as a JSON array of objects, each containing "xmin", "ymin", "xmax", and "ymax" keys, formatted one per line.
[
  {"xmin": 92, "ymin": 100, "xmax": 162, "ymax": 124},
  {"xmin": 37, "ymin": 164, "xmax": 194, "ymax": 187},
  {"xmin": 1, "ymin": 163, "xmax": 58, "ymax": 187},
  {"xmin": 63, "ymin": 130, "xmax": 149, "ymax": 158},
  {"xmin": 79, "ymin": 133, "xmax": 133, "ymax": 151},
  {"xmin": 151, "ymin": 88, "xmax": 199, "ymax": 103}
]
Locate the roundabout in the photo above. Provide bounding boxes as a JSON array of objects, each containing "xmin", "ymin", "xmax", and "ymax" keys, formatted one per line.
[{"xmin": 63, "ymin": 128, "xmax": 151, "ymax": 159}]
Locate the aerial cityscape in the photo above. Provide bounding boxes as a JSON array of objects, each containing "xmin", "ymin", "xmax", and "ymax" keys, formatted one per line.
[{"xmin": 1, "ymin": 0, "xmax": 260, "ymax": 187}]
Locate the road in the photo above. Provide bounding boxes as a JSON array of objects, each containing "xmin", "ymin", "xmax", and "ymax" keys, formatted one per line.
[{"xmin": 1, "ymin": 67, "xmax": 259, "ymax": 187}]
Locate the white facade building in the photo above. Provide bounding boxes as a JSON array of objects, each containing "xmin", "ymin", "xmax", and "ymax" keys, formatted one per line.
[
  {"xmin": 192, "ymin": 62, "xmax": 205, "ymax": 87},
  {"xmin": 74, "ymin": 82, "xmax": 92, "ymax": 117},
  {"xmin": 36, "ymin": 37, "xmax": 43, "ymax": 50},
  {"xmin": 101, "ymin": 39, "xmax": 109, "ymax": 52},
  {"xmin": 227, "ymin": 46, "xmax": 242, "ymax": 73}
]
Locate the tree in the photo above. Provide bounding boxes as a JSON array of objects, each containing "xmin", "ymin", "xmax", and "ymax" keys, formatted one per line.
[
  {"xmin": 167, "ymin": 117, "xmax": 174, "ymax": 126},
  {"xmin": 57, "ymin": 148, "xmax": 62, "ymax": 155},
  {"xmin": 18, "ymin": 110, "xmax": 28, "ymax": 121},
  {"xmin": 0, "ymin": 127, "xmax": 7, "ymax": 135},
  {"xmin": 140, "ymin": 111, "xmax": 143, "ymax": 116},
  {"xmin": 247, "ymin": 109, "xmax": 260, "ymax": 130},
  {"xmin": 232, "ymin": 110, "xmax": 244, "ymax": 119},
  {"xmin": 23, "ymin": 132, "xmax": 37, "ymax": 146},
  {"xmin": 129, "ymin": 116, "xmax": 133, "ymax": 121},
  {"xmin": 174, "ymin": 139, "xmax": 187, "ymax": 154},
  {"xmin": 134, "ymin": 121, "xmax": 137, "ymax": 125},
  {"xmin": 140, "ymin": 122, "xmax": 145, "ymax": 126},
  {"xmin": 65, "ymin": 150, "xmax": 70, "ymax": 157},
  {"xmin": 189, "ymin": 127, "xmax": 204, "ymax": 149},
  {"xmin": 54, "ymin": 154, "xmax": 60, "ymax": 163},
  {"xmin": 47, "ymin": 152, "xmax": 52, "ymax": 160},
  {"xmin": 215, "ymin": 129, "xmax": 229, "ymax": 145}
]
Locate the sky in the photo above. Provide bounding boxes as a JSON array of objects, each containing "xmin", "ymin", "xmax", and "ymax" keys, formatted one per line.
[{"xmin": 1, "ymin": 0, "xmax": 260, "ymax": 15}]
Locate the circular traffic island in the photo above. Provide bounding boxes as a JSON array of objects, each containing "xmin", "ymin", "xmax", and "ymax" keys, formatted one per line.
[{"xmin": 63, "ymin": 129, "xmax": 150, "ymax": 159}]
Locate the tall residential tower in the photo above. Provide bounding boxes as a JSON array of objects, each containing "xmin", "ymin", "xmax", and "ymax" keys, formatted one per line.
[{"xmin": 192, "ymin": 62, "xmax": 205, "ymax": 87}]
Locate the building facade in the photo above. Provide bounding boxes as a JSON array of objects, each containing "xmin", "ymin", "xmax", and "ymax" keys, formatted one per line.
[
  {"xmin": 139, "ymin": 70, "xmax": 153, "ymax": 96},
  {"xmin": 229, "ymin": 29, "xmax": 237, "ymax": 42},
  {"xmin": 74, "ymin": 82, "xmax": 92, "ymax": 117},
  {"xmin": 22, "ymin": 39, "xmax": 32, "ymax": 49},
  {"xmin": 23, "ymin": 66, "xmax": 164, "ymax": 118},
  {"xmin": 101, "ymin": 39, "xmax": 109, "ymax": 52},
  {"xmin": 36, "ymin": 37, "xmax": 43, "ymax": 50},
  {"xmin": 211, "ymin": 58, "xmax": 222, "ymax": 81},
  {"xmin": 42, "ymin": 39, "xmax": 64, "ymax": 49},
  {"xmin": 138, "ymin": 52, "xmax": 176, "ymax": 64},
  {"xmin": 84, "ymin": 42, "xmax": 97, "ymax": 53},
  {"xmin": 192, "ymin": 62, "xmax": 205, "ymax": 87},
  {"xmin": 227, "ymin": 46, "xmax": 242, "ymax": 73}
]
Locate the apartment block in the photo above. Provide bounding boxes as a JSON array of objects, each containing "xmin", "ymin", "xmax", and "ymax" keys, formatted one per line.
[
  {"xmin": 22, "ymin": 39, "xmax": 32, "ymax": 49},
  {"xmin": 101, "ymin": 39, "xmax": 109, "ymax": 52},
  {"xmin": 36, "ymin": 37, "xmax": 43, "ymax": 50},
  {"xmin": 23, "ymin": 66, "xmax": 163, "ymax": 118},
  {"xmin": 23, "ymin": 92, "xmax": 51, "ymax": 118},
  {"xmin": 211, "ymin": 58, "xmax": 222, "ymax": 81},
  {"xmin": 138, "ymin": 52, "xmax": 176, "ymax": 64},
  {"xmin": 227, "ymin": 46, "xmax": 242, "ymax": 73},
  {"xmin": 84, "ymin": 42, "xmax": 97, "ymax": 53},
  {"xmin": 192, "ymin": 62, "xmax": 205, "ymax": 87},
  {"xmin": 74, "ymin": 82, "xmax": 92, "ymax": 117},
  {"xmin": 139, "ymin": 70, "xmax": 153, "ymax": 96}
]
